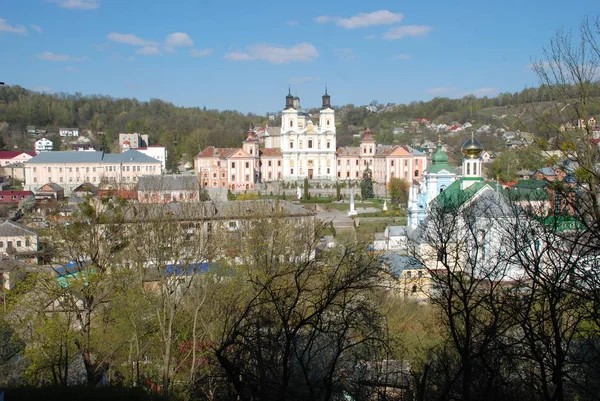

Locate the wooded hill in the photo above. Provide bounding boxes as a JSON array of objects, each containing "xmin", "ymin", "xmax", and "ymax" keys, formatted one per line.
[{"xmin": 1, "ymin": 82, "xmax": 599, "ymax": 165}]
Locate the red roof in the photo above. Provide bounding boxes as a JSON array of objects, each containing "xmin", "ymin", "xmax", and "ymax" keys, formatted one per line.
[
  {"xmin": 195, "ymin": 146, "xmax": 239, "ymax": 159},
  {"xmin": 0, "ymin": 190, "xmax": 33, "ymax": 195},
  {"xmin": 0, "ymin": 151, "xmax": 35, "ymax": 159},
  {"xmin": 260, "ymin": 148, "xmax": 282, "ymax": 157}
]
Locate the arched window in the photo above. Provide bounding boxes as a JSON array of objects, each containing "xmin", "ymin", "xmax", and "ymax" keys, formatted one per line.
[
  {"xmin": 326, "ymin": 119, "xmax": 330, "ymax": 126},
  {"xmin": 415, "ymin": 169, "xmax": 419, "ymax": 177},
  {"xmin": 290, "ymin": 120, "xmax": 294, "ymax": 127},
  {"xmin": 467, "ymin": 162, "xmax": 471, "ymax": 175},
  {"xmin": 411, "ymin": 285, "xmax": 417, "ymax": 293}
]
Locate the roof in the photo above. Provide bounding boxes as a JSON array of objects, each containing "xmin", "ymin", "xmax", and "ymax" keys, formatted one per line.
[
  {"xmin": 0, "ymin": 151, "xmax": 35, "ymax": 159},
  {"xmin": 402, "ymin": 145, "xmax": 425, "ymax": 156},
  {"xmin": 513, "ymin": 179, "xmax": 548, "ymax": 190},
  {"xmin": 72, "ymin": 182, "xmax": 99, "ymax": 194},
  {"xmin": 36, "ymin": 183, "xmax": 64, "ymax": 192},
  {"xmin": 26, "ymin": 150, "xmax": 160, "ymax": 164},
  {"xmin": 381, "ymin": 253, "xmax": 423, "ymax": 278},
  {"xmin": 388, "ymin": 226, "xmax": 407, "ymax": 237},
  {"xmin": 0, "ymin": 190, "xmax": 34, "ymax": 197},
  {"xmin": 260, "ymin": 148, "xmax": 282, "ymax": 157},
  {"xmin": 535, "ymin": 167, "xmax": 556, "ymax": 176},
  {"xmin": 0, "ymin": 220, "xmax": 37, "ymax": 237},
  {"xmin": 138, "ymin": 175, "xmax": 199, "ymax": 191},
  {"xmin": 337, "ymin": 147, "xmax": 360, "ymax": 156},
  {"xmin": 126, "ymin": 199, "xmax": 315, "ymax": 222},
  {"xmin": 195, "ymin": 146, "xmax": 240, "ymax": 159}
]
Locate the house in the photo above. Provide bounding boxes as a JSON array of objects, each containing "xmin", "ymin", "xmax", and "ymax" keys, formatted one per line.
[
  {"xmin": 119, "ymin": 133, "xmax": 149, "ymax": 151},
  {"xmin": 129, "ymin": 146, "xmax": 167, "ymax": 171},
  {"xmin": 23, "ymin": 150, "xmax": 162, "ymax": 195},
  {"xmin": 0, "ymin": 220, "xmax": 38, "ymax": 262},
  {"xmin": 534, "ymin": 167, "xmax": 565, "ymax": 182},
  {"xmin": 195, "ymin": 146, "xmax": 256, "ymax": 191},
  {"xmin": 381, "ymin": 253, "xmax": 431, "ymax": 302},
  {"xmin": 35, "ymin": 137, "xmax": 53, "ymax": 153},
  {"xmin": 0, "ymin": 190, "xmax": 34, "ymax": 204},
  {"xmin": 72, "ymin": 182, "xmax": 99, "ymax": 197},
  {"xmin": 138, "ymin": 175, "xmax": 200, "ymax": 203},
  {"xmin": 35, "ymin": 182, "xmax": 65, "ymax": 200},
  {"xmin": 59, "ymin": 128, "xmax": 79, "ymax": 137},
  {"xmin": 0, "ymin": 151, "xmax": 36, "ymax": 166},
  {"xmin": 481, "ymin": 151, "xmax": 494, "ymax": 163},
  {"xmin": 373, "ymin": 226, "xmax": 407, "ymax": 252}
]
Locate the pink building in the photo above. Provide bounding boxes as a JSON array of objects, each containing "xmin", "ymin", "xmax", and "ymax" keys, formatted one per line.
[
  {"xmin": 195, "ymin": 146, "xmax": 256, "ymax": 191},
  {"xmin": 337, "ymin": 129, "xmax": 427, "ymax": 183}
]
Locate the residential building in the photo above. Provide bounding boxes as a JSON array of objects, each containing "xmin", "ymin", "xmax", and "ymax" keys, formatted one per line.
[
  {"xmin": 35, "ymin": 182, "xmax": 65, "ymax": 200},
  {"xmin": 59, "ymin": 128, "xmax": 79, "ymax": 137},
  {"xmin": 195, "ymin": 146, "xmax": 256, "ymax": 191},
  {"xmin": 130, "ymin": 146, "xmax": 167, "ymax": 171},
  {"xmin": 0, "ymin": 190, "xmax": 34, "ymax": 204},
  {"xmin": 23, "ymin": 150, "xmax": 161, "ymax": 195},
  {"xmin": 119, "ymin": 133, "xmax": 149, "ymax": 151},
  {"xmin": 0, "ymin": 220, "xmax": 38, "ymax": 261},
  {"xmin": 138, "ymin": 175, "xmax": 200, "ymax": 203},
  {"xmin": 0, "ymin": 151, "xmax": 35, "ymax": 166},
  {"xmin": 35, "ymin": 138, "xmax": 53, "ymax": 153}
]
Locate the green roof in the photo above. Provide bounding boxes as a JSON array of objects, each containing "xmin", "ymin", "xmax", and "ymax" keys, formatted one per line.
[
  {"xmin": 436, "ymin": 180, "xmax": 492, "ymax": 209},
  {"xmin": 509, "ymin": 188, "xmax": 550, "ymax": 201},
  {"xmin": 541, "ymin": 215, "xmax": 583, "ymax": 232},
  {"xmin": 426, "ymin": 140, "xmax": 456, "ymax": 174},
  {"xmin": 514, "ymin": 179, "xmax": 548, "ymax": 190},
  {"xmin": 426, "ymin": 164, "xmax": 458, "ymax": 174}
]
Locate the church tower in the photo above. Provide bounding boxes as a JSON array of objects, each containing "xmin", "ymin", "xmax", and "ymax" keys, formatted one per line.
[
  {"xmin": 360, "ymin": 128, "xmax": 376, "ymax": 157},
  {"xmin": 319, "ymin": 87, "xmax": 335, "ymax": 130},
  {"xmin": 460, "ymin": 131, "xmax": 484, "ymax": 189},
  {"xmin": 282, "ymin": 87, "xmax": 298, "ymax": 131}
]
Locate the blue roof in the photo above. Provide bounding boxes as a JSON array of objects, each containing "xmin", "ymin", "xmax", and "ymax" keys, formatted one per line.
[
  {"xmin": 26, "ymin": 150, "xmax": 160, "ymax": 164},
  {"xmin": 163, "ymin": 263, "xmax": 210, "ymax": 276},
  {"xmin": 381, "ymin": 253, "xmax": 423, "ymax": 277}
]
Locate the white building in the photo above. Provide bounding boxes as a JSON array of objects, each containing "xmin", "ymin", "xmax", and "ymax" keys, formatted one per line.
[
  {"xmin": 35, "ymin": 138, "xmax": 53, "ymax": 153},
  {"xmin": 0, "ymin": 219, "xmax": 38, "ymax": 261},
  {"xmin": 279, "ymin": 89, "xmax": 336, "ymax": 181},
  {"xmin": 59, "ymin": 128, "xmax": 79, "ymax": 137},
  {"xmin": 128, "ymin": 146, "xmax": 167, "ymax": 171},
  {"xmin": 24, "ymin": 150, "xmax": 161, "ymax": 195}
]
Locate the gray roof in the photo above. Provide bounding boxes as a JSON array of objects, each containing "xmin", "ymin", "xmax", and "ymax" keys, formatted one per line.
[
  {"xmin": 404, "ymin": 145, "xmax": 425, "ymax": 156},
  {"xmin": 536, "ymin": 167, "xmax": 556, "ymax": 176},
  {"xmin": 0, "ymin": 220, "xmax": 37, "ymax": 237},
  {"xmin": 138, "ymin": 175, "xmax": 199, "ymax": 191},
  {"xmin": 126, "ymin": 200, "xmax": 314, "ymax": 222},
  {"xmin": 381, "ymin": 253, "xmax": 423, "ymax": 277},
  {"xmin": 388, "ymin": 226, "xmax": 407, "ymax": 237},
  {"xmin": 26, "ymin": 150, "xmax": 160, "ymax": 165}
]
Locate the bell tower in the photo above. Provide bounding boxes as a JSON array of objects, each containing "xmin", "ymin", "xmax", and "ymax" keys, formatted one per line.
[{"xmin": 461, "ymin": 131, "xmax": 484, "ymax": 189}]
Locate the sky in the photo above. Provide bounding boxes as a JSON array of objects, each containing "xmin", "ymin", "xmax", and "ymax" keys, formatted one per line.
[{"xmin": 0, "ymin": 0, "xmax": 597, "ymax": 114}]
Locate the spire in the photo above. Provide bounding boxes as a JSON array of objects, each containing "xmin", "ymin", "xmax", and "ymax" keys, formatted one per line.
[
  {"xmin": 431, "ymin": 136, "xmax": 448, "ymax": 165},
  {"xmin": 322, "ymin": 85, "xmax": 331, "ymax": 109},
  {"xmin": 285, "ymin": 86, "xmax": 294, "ymax": 109},
  {"xmin": 361, "ymin": 127, "xmax": 375, "ymax": 142}
]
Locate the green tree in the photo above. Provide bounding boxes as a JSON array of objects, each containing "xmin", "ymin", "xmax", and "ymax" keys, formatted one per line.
[
  {"xmin": 336, "ymin": 181, "xmax": 341, "ymax": 201},
  {"xmin": 360, "ymin": 167, "xmax": 375, "ymax": 199},
  {"xmin": 389, "ymin": 177, "xmax": 409, "ymax": 204},
  {"xmin": 0, "ymin": 134, "xmax": 6, "ymax": 151},
  {"xmin": 303, "ymin": 177, "xmax": 310, "ymax": 200}
]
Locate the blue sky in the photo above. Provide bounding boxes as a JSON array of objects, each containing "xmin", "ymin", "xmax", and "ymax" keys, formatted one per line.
[{"xmin": 0, "ymin": 0, "xmax": 596, "ymax": 113}]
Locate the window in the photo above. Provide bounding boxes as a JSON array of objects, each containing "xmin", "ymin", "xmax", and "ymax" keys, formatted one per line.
[
  {"xmin": 86, "ymin": 167, "xmax": 90, "ymax": 172},
  {"xmin": 415, "ymin": 170, "xmax": 419, "ymax": 177},
  {"xmin": 47, "ymin": 167, "xmax": 51, "ymax": 172},
  {"xmin": 299, "ymin": 141, "xmax": 303, "ymax": 149},
  {"xmin": 232, "ymin": 175, "xmax": 236, "ymax": 181},
  {"xmin": 290, "ymin": 120, "xmax": 293, "ymax": 127},
  {"xmin": 16, "ymin": 241, "xmax": 21, "ymax": 247},
  {"xmin": 93, "ymin": 167, "xmax": 96, "ymax": 172},
  {"xmin": 338, "ymin": 172, "xmax": 341, "ymax": 178},
  {"xmin": 327, "ymin": 168, "xmax": 330, "ymax": 174},
  {"xmin": 245, "ymin": 162, "xmax": 249, "ymax": 168},
  {"xmin": 418, "ymin": 271, "xmax": 423, "ymax": 278},
  {"xmin": 0, "ymin": 242, "xmax": 3, "ymax": 247},
  {"xmin": 327, "ymin": 141, "xmax": 331, "ymax": 149},
  {"xmin": 290, "ymin": 168, "xmax": 294, "ymax": 174},
  {"xmin": 245, "ymin": 174, "xmax": 249, "ymax": 181},
  {"xmin": 356, "ymin": 160, "xmax": 359, "ymax": 165},
  {"xmin": 308, "ymin": 140, "xmax": 313, "ymax": 148},
  {"xmin": 467, "ymin": 163, "xmax": 471, "ymax": 175},
  {"xmin": 290, "ymin": 142, "xmax": 294, "ymax": 149},
  {"xmin": 33, "ymin": 177, "xmax": 37, "ymax": 183},
  {"xmin": 268, "ymin": 161, "xmax": 272, "ymax": 167},
  {"xmin": 25, "ymin": 240, "xmax": 30, "ymax": 247},
  {"xmin": 406, "ymin": 271, "xmax": 412, "ymax": 278},
  {"xmin": 404, "ymin": 160, "xmax": 408, "ymax": 166},
  {"xmin": 231, "ymin": 162, "xmax": 235, "ymax": 168},
  {"xmin": 391, "ymin": 160, "xmax": 394, "ymax": 167},
  {"xmin": 327, "ymin": 119, "xmax": 330, "ymax": 126},
  {"xmin": 412, "ymin": 285, "xmax": 417, "ymax": 293},
  {"xmin": 60, "ymin": 177, "xmax": 63, "ymax": 182},
  {"xmin": 228, "ymin": 221, "xmax": 238, "ymax": 230},
  {"xmin": 33, "ymin": 167, "xmax": 36, "ymax": 172},
  {"xmin": 59, "ymin": 167, "xmax": 63, "ymax": 172},
  {"xmin": 76, "ymin": 167, "xmax": 79, "ymax": 172},
  {"xmin": 69, "ymin": 167, "xmax": 72, "ymax": 173}
]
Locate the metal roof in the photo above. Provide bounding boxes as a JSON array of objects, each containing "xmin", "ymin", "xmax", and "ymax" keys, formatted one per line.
[{"xmin": 25, "ymin": 150, "xmax": 160, "ymax": 164}]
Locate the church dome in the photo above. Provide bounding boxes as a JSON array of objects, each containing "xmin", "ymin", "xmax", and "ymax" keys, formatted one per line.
[
  {"xmin": 431, "ymin": 139, "xmax": 448, "ymax": 164},
  {"xmin": 461, "ymin": 131, "xmax": 483, "ymax": 159}
]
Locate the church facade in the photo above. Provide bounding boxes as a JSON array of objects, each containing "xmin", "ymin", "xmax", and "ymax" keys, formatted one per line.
[{"xmin": 194, "ymin": 90, "xmax": 427, "ymax": 191}]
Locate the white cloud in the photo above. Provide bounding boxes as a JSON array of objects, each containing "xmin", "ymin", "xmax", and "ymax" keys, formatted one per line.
[
  {"xmin": 393, "ymin": 54, "xmax": 411, "ymax": 60},
  {"xmin": 462, "ymin": 87, "xmax": 498, "ymax": 97},
  {"xmin": 107, "ymin": 33, "xmax": 158, "ymax": 46},
  {"xmin": 50, "ymin": 0, "xmax": 99, "ymax": 10},
  {"xmin": 286, "ymin": 21, "xmax": 298, "ymax": 26},
  {"xmin": 64, "ymin": 66, "xmax": 80, "ymax": 72},
  {"xmin": 165, "ymin": 32, "xmax": 193, "ymax": 48},
  {"xmin": 382, "ymin": 25, "xmax": 432, "ymax": 40},
  {"xmin": 0, "ymin": 18, "xmax": 27, "ymax": 34},
  {"xmin": 190, "ymin": 48, "xmax": 212, "ymax": 57},
  {"xmin": 136, "ymin": 46, "xmax": 161, "ymax": 55},
  {"xmin": 30, "ymin": 24, "xmax": 42, "ymax": 33},
  {"xmin": 224, "ymin": 43, "xmax": 318, "ymax": 64},
  {"xmin": 314, "ymin": 10, "xmax": 403, "ymax": 29},
  {"xmin": 335, "ymin": 48, "xmax": 355, "ymax": 60},
  {"xmin": 291, "ymin": 76, "xmax": 320, "ymax": 84},
  {"xmin": 37, "ymin": 52, "xmax": 87, "ymax": 61},
  {"xmin": 426, "ymin": 87, "xmax": 456, "ymax": 95}
]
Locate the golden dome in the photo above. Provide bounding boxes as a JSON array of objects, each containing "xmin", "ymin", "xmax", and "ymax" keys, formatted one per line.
[{"xmin": 461, "ymin": 131, "xmax": 483, "ymax": 159}]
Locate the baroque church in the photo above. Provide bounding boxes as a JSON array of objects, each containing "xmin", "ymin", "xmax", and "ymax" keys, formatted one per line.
[{"xmin": 194, "ymin": 90, "xmax": 427, "ymax": 191}]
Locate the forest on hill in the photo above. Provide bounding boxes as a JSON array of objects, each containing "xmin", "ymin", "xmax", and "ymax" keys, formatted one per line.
[{"xmin": 1, "ymin": 82, "xmax": 599, "ymax": 166}]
